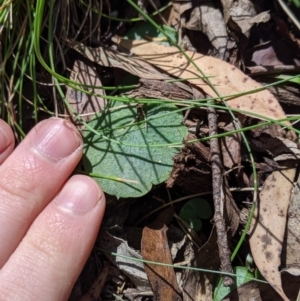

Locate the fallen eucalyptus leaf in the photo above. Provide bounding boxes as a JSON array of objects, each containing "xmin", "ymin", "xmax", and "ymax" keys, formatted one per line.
[
  {"xmin": 112, "ymin": 38, "xmax": 292, "ymax": 130},
  {"xmin": 249, "ymin": 161, "xmax": 296, "ymax": 301},
  {"xmin": 281, "ymin": 172, "xmax": 300, "ymax": 276}
]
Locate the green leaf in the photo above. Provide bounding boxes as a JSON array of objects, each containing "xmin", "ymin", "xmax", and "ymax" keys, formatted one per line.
[
  {"xmin": 124, "ymin": 21, "xmax": 178, "ymax": 45},
  {"xmin": 273, "ymin": 74, "xmax": 300, "ymax": 85},
  {"xmin": 214, "ymin": 267, "xmax": 255, "ymax": 301},
  {"xmin": 83, "ymin": 103, "xmax": 187, "ymax": 198},
  {"xmin": 291, "ymin": 0, "xmax": 300, "ymax": 8},
  {"xmin": 179, "ymin": 198, "xmax": 212, "ymax": 231}
]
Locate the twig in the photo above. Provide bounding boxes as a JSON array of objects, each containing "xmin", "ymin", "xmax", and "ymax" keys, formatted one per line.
[
  {"xmin": 248, "ymin": 65, "xmax": 300, "ymax": 76},
  {"xmin": 207, "ymin": 105, "xmax": 234, "ymax": 286}
]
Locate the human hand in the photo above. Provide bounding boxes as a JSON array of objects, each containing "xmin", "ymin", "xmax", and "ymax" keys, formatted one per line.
[{"xmin": 0, "ymin": 118, "xmax": 105, "ymax": 301}]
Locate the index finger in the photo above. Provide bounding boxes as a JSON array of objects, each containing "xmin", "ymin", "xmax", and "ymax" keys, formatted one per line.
[{"xmin": 0, "ymin": 118, "xmax": 83, "ymax": 266}]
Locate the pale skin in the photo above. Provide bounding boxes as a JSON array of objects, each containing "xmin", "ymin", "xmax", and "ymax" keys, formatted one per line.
[{"xmin": 0, "ymin": 118, "xmax": 106, "ymax": 301}]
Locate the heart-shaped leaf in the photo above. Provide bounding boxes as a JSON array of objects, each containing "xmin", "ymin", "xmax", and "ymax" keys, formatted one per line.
[
  {"xmin": 83, "ymin": 103, "xmax": 187, "ymax": 198},
  {"xmin": 179, "ymin": 198, "xmax": 212, "ymax": 231}
]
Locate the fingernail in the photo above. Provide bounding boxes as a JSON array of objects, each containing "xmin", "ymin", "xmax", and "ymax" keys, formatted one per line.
[
  {"xmin": 55, "ymin": 176, "xmax": 102, "ymax": 214},
  {"xmin": 0, "ymin": 126, "xmax": 11, "ymax": 154},
  {"xmin": 32, "ymin": 118, "xmax": 82, "ymax": 161}
]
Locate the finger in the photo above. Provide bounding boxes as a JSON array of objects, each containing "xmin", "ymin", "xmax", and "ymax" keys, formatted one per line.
[
  {"xmin": 0, "ymin": 119, "xmax": 15, "ymax": 164},
  {"xmin": 0, "ymin": 118, "xmax": 83, "ymax": 266},
  {"xmin": 0, "ymin": 175, "xmax": 106, "ymax": 301}
]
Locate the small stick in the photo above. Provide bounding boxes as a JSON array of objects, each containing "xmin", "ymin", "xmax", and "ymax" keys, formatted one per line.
[{"xmin": 207, "ymin": 105, "xmax": 234, "ymax": 286}]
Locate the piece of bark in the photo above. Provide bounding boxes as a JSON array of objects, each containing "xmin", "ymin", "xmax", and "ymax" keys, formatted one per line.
[
  {"xmin": 127, "ymin": 78, "xmax": 193, "ymax": 101},
  {"xmin": 260, "ymin": 78, "xmax": 300, "ymax": 107},
  {"xmin": 166, "ymin": 134, "xmax": 212, "ymax": 194},
  {"xmin": 248, "ymin": 66, "xmax": 300, "ymax": 77}
]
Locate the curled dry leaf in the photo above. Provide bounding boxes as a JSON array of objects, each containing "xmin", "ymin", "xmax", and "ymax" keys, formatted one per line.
[
  {"xmin": 99, "ymin": 230, "xmax": 150, "ymax": 291},
  {"xmin": 183, "ymin": 1, "xmax": 235, "ymax": 60},
  {"xmin": 67, "ymin": 40, "xmax": 194, "ymax": 98},
  {"xmin": 249, "ymin": 160, "xmax": 296, "ymax": 301},
  {"xmin": 230, "ymin": 2, "xmax": 270, "ymax": 37},
  {"xmin": 141, "ymin": 224, "xmax": 183, "ymax": 301},
  {"xmin": 67, "ymin": 40, "xmax": 174, "ymax": 81},
  {"xmin": 112, "ymin": 38, "xmax": 292, "ymax": 129}
]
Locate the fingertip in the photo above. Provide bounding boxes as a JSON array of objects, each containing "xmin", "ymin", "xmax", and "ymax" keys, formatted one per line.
[
  {"xmin": 55, "ymin": 175, "xmax": 106, "ymax": 215},
  {"xmin": 0, "ymin": 119, "xmax": 15, "ymax": 164},
  {"xmin": 0, "ymin": 175, "xmax": 106, "ymax": 301},
  {"xmin": 30, "ymin": 118, "xmax": 83, "ymax": 162}
]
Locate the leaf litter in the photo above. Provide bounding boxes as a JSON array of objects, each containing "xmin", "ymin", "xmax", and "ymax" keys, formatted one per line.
[
  {"xmin": 111, "ymin": 37, "xmax": 294, "ymax": 129},
  {"xmin": 27, "ymin": 0, "xmax": 299, "ymax": 300}
]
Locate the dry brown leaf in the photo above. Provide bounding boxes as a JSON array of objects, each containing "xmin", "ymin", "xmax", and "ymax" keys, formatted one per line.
[
  {"xmin": 281, "ymin": 172, "xmax": 300, "ymax": 276},
  {"xmin": 99, "ymin": 230, "xmax": 150, "ymax": 291},
  {"xmin": 274, "ymin": 138, "xmax": 300, "ymax": 161},
  {"xmin": 67, "ymin": 40, "xmax": 175, "ymax": 81},
  {"xmin": 250, "ymin": 136, "xmax": 300, "ymax": 160},
  {"xmin": 230, "ymin": 2, "xmax": 270, "ymax": 37},
  {"xmin": 67, "ymin": 40, "xmax": 194, "ymax": 97},
  {"xmin": 112, "ymin": 38, "xmax": 291, "ymax": 128},
  {"xmin": 249, "ymin": 161, "xmax": 296, "ymax": 301},
  {"xmin": 66, "ymin": 60, "xmax": 106, "ymax": 126},
  {"xmin": 141, "ymin": 224, "xmax": 182, "ymax": 301},
  {"xmin": 183, "ymin": 2, "xmax": 234, "ymax": 60},
  {"xmin": 220, "ymin": 0, "xmax": 234, "ymax": 24}
]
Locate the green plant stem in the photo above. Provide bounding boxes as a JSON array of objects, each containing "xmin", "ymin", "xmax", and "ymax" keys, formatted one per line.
[
  {"xmin": 97, "ymin": 247, "xmax": 267, "ymax": 284},
  {"xmin": 276, "ymin": 0, "xmax": 300, "ymax": 30}
]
